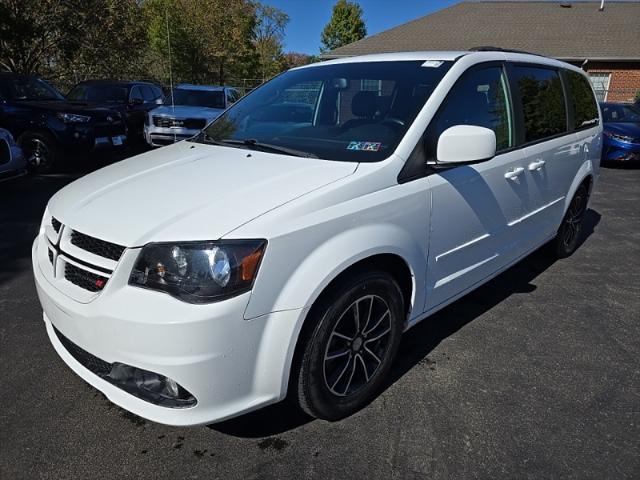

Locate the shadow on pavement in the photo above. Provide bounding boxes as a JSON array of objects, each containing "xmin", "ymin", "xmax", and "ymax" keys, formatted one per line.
[{"xmin": 211, "ymin": 209, "xmax": 601, "ymax": 438}]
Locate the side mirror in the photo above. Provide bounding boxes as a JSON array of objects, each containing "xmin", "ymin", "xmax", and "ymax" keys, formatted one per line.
[
  {"xmin": 130, "ymin": 97, "xmax": 144, "ymax": 106},
  {"xmin": 436, "ymin": 125, "xmax": 496, "ymax": 164}
]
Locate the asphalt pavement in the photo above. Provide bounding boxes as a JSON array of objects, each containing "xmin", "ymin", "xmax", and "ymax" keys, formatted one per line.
[{"xmin": 1, "ymin": 161, "xmax": 639, "ymax": 479}]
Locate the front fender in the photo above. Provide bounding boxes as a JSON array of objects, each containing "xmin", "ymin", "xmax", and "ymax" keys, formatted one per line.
[{"xmin": 244, "ymin": 222, "xmax": 427, "ymax": 322}]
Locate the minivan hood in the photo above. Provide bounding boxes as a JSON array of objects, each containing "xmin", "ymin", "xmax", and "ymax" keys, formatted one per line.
[
  {"xmin": 48, "ymin": 141, "xmax": 357, "ymax": 246},
  {"xmin": 150, "ymin": 105, "xmax": 224, "ymax": 120}
]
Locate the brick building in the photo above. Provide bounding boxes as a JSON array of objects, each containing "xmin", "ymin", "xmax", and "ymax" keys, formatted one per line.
[{"xmin": 323, "ymin": 1, "xmax": 640, "ymax": 103}]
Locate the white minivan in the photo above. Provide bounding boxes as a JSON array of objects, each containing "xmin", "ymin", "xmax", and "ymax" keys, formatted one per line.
[{"xmin": 33, "ymin": 50, "xmax": 601, "ymax": 426}]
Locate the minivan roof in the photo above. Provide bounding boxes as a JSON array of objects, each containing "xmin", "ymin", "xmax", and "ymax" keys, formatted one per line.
[{"xmin": 297, "ymin": 50, "xmax": 582, "ymax": 74}]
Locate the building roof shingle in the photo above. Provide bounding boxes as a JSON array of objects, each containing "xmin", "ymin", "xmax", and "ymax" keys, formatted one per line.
[{"xmin": 324, "ymin": 1, "xmax": 640, "ymax": 61}]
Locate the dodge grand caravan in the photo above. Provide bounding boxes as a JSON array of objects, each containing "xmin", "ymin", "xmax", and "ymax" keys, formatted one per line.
[{"xmin": 33, "ymin": 50, "xmax": 601, "ymax": 426}]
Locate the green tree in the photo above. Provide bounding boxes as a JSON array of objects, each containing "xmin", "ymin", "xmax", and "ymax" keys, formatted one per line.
[
  {"xmin": 0, "ymin": 0, "xmax": 147, "ymax": 89},
  {"xmin": 145, "ymin": 0, "xmax": 258, "ymax": 86},
  {"xmin": 320, "ymin": 0, "xmax": 366, "ymax": 53},
  {"xmin": 254, "ymin": 5, "xmax": 289, "ymax": 80}
]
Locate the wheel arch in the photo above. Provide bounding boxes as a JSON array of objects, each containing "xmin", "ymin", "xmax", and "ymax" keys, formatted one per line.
[
  {"xmin": 283, "ymin": 251, "xmax": 415, "ymax": 400},
  {"xmin": 563, "ymin": 160, "xmax": 595, "ymax": 216}
]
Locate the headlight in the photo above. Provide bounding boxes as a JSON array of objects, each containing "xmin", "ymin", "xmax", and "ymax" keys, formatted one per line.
[
  {"xmin": 56, "ymin": 112, "xmax": 91, "ymax": 123},
  {"xmin": 129, "ymin": 240, "xmax": 267, "ymax": 303},
  {"xmin": 604, "ymin": 131, "xmax": 634, "ymax": 144}
]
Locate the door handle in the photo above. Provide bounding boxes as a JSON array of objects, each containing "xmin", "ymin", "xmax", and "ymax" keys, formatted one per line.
[
  {"xmin": 504, "ymin": 167, "xmax": 525, "ymax": 180},
  {"xmin": 528, "ymin": 159, "xmax": 546, "ymax": 171}
]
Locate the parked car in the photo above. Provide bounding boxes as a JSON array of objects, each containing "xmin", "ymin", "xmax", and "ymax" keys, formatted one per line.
[
  {"xmin": 0, "ymin": 127, "xmax": 27, "ymax": 181},
  {"xmin": 33, "ymin": 50, "xmax": 601, "ymax": 426},
  {"xmin": 67, "ymin": 80, "xmax": 164, "ymax": 142},
  {"xmin": 144, "ymin": 84, "xmax": 240, "ymax": 146},
  {"xmin": 0, "ymin": 73, "xmax": 127, "ymax": 172},
  {"xmin": 599, "ymin": 102, "xmax": 640, "ymax": 163}
]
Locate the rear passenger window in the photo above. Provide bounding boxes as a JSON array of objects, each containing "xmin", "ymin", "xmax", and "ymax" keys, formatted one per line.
[
  {"xmin": 429, "ymin": 66, "xmax": 513, "ymax": 153},
  {"xmin": 513, "ymin": 66, "xmax": 567, "ymax": 142},
  {"xmin": 566, "ymin": 70, "xmax": 599, "ymax": 129}
]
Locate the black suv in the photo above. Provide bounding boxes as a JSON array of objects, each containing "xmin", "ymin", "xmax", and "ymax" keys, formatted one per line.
[
  {"xmin": 0, "ymin": 73, "xmax": 127, "ymax": 172},
  {"xmin": 67, "ymin": 80, "xmax": 164, "ymax": 141}
]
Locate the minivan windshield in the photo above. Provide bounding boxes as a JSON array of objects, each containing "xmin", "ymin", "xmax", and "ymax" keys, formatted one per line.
[
  {"xmin": 193, "ymin": 60, "xmax": 452, "ymax": 162},
  {"xmin": 166, "ymin": 88, "xmax": 225, "ymax": 109}
]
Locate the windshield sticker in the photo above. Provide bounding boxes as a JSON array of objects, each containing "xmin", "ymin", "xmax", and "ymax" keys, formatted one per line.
[
  {"xmin": 347, "ymin": 141, "xmax": 382, "ymax": 152},
  {"xmin": 422, "ymin": 60, "xmax": 444, "ymax": 68}
]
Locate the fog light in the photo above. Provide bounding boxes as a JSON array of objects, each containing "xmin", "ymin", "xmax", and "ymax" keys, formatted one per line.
[{"xmin": 106, "ymin": 362, "xmax": 196, "ymax": 408}]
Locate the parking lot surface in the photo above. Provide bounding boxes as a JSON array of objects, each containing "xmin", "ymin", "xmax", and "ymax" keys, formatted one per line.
[{"xmin": 1, "ymin": 163, "xmax": 639, "ymax": 479}]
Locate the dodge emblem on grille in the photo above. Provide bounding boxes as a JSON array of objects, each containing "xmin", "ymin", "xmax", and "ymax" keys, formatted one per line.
[{"xmin": 106, "ymin": 116, "xmax": 113, "ymax": 123}]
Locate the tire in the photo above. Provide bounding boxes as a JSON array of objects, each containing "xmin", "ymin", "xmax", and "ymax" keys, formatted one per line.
[
  {"xmin": 551, "ymin": 184, "xmax": 589, "ymax": 258},
  {"xmin": 294, "ymin": 270, "xmax": 404, "ymax": 421},
  {"xmin": 18, "ymin": 131, "xmax": 58, "ymax": 174}
]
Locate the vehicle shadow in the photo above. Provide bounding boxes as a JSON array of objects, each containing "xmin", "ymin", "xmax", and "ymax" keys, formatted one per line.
[{"xmin": 210, "ymin": 208, "xmax": 601, "ymax": 438}]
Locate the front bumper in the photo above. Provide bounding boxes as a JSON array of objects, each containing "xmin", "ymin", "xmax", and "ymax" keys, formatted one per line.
[
  {"xmin": 51, "ymin": 119, "xmax": 128, "ymax": 154},
  {"xmin": 32, "ymin": 235, "xmax": 303, "ymax": 426},
  {"xmin": 144, "ymin": 125, "xmax": 198, "ymax": 147},
  {"xmin": 602, "ymin": 140, "xmax": 640, "ymax": 162}
]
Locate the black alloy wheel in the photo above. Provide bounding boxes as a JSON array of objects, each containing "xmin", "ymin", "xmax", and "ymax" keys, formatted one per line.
[
  {"xmin": 552, "ymin": 184, "xmax": 589, "ymax": 258},
  {"xmin": 294, "ymin": 270, "xmax": 404, "ymax": 421},
  {"xmin": 19, "ymin": 131, "xmax": 58, "ymax": 174}
]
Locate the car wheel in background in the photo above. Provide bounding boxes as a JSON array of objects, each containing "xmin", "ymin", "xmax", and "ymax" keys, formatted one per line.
[
  {"xmin": 19, "ymin": 131, "xmax": 58, "ymax": 174},
  {"xmin": 551, "ymin": 184, "xmax": 589, "ymax": 258},
  {"xmin": 293, "ymin": 270, "xmax": 404, "ymax": 421}
]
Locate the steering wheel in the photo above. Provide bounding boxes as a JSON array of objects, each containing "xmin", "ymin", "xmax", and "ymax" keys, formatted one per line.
[{"xmin": 381, "ymin": 117, "xmax": 405, "ymax": 127}]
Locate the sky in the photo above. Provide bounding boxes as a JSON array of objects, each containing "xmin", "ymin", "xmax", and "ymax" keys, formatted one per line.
[{"xmin": 265, "ymin": 0, "xmax": 461, "ymax": 55}]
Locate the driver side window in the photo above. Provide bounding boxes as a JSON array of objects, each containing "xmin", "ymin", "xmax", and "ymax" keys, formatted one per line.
[{"xmin": 428, "ymin": 66, "xmax": 513, "ymax": 159}]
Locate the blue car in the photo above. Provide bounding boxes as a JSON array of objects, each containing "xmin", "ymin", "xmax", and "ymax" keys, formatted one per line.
[
  {"xmin": 600, "ymin": 102, "xmax": 640, "ymax": 163},
  {"xmin": 0, "ymin": 127, "xmax": 27, "ymax": 182}
]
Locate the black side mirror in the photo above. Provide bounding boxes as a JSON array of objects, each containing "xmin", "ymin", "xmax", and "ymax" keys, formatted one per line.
[{"xmin": 130, "ymin": 97, "xmax": 144, "ymax": 106}]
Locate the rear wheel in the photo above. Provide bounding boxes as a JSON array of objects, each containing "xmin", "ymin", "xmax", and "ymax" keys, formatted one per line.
[
  {"xmin": 551, "ymin": 184, "xmax": 589, "ymax": 258},
  {"xmin": 19, "ymin": 131, "xmax": 58, "ymax": 174},
  {"xmin": 294, "ymin": 271, "xmax": 404, "ymax": 420}
]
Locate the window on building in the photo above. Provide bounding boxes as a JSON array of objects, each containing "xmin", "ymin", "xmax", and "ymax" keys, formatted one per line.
[
  {"xmin": 513, "ymin": 66, "xmax": 567, "ymax": 143},
  {"xmin": 588, "ymin": 72, "xmax": 611, "ymax": 102},
  {"xmin": 360, "ymin": 79, "xmax": 382, "ymax": 95}
]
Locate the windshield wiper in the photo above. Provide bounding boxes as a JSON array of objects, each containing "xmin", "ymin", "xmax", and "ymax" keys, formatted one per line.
[{"xmin": 220, "ymin": 138, "xmax": 318, "ymax": 158}]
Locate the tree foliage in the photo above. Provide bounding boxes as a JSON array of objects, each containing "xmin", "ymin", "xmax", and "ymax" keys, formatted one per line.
[
  {"xmin": 320, "ymin": 0, "xmax": 366, "ymax": 53},
  {"xmin": 0, "ymin": 0, "xmax": 147, "ymax": 88},
  {"xmin": 254, "ymin": 4, "xmax": 289, "ymax": 80},
  {"xmin": 145, "ymin": 0, "xmax": 259, "ymax": 85},
  {"xmin": 0, "ymin": 0, "xmax": 292, "ymax": 90}
]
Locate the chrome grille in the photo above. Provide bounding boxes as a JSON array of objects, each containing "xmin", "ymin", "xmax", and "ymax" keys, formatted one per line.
[
  {"xmin": 64, "ymin": 263, "xmax": 108, "ymax": 292},
  {"xmin": 153, "ymin": 116, "xmax": 206, "ymax": 129},
  {"xmin": 51, "ymin": 217, "xmax": 62, "ymax": 233},
  {"xmin": 70, "ymin": 230, "xmax": 125, "ymax": 261}
]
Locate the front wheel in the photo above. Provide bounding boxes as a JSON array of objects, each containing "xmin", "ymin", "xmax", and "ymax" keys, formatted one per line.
[
  {"xmin": 551, "ymin": 184, "xmax": 589, "ymax": 258},
  {"xmin": 18, "ymin": 131, "xmax": 58, "ymax": 174},
  {"xmin": 294, "ymin": 271, "xmax": 404, "ymax": 421}
]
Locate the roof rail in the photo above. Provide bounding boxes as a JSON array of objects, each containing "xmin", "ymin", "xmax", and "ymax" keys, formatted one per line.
[{"xmin": 469, "ymin": 46, "xmax": 546, "ymax": 57}]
